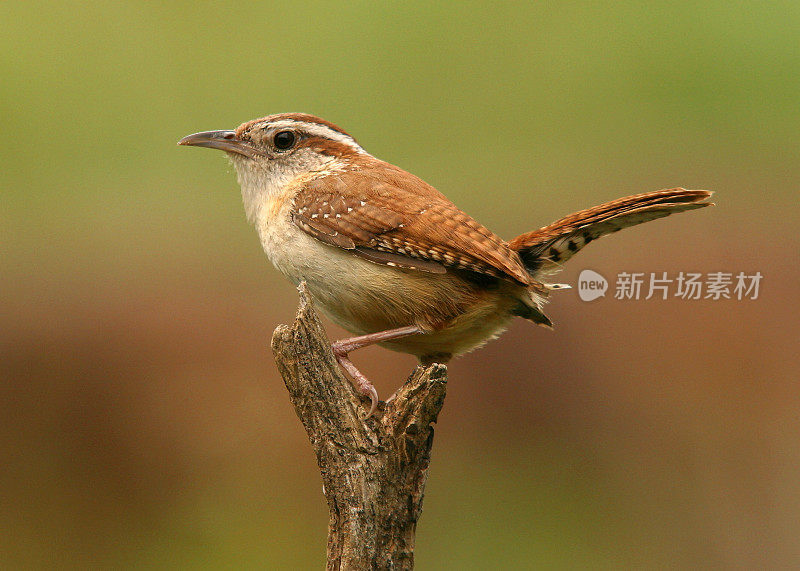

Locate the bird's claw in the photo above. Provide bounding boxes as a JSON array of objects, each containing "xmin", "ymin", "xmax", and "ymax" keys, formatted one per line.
[
  {"xmin": 362, "ymin": 383, "xmax": 379, "ymax": 418},
  {"xmin": 332, "ymin": 344, "xmax": 380, "ymax": 418},
  {"xmin": 330, "ymin": 326, "xmax": 423, "ymax": 418}
]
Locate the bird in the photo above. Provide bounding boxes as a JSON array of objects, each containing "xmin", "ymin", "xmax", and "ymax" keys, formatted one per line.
[{"xmin": 179, "ymin": 113, "xmax": 713, "ymax": 416}]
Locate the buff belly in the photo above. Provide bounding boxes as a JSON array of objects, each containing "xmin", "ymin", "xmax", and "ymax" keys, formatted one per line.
[{"xmin": 256, "ymin": 209, "xmax": 522, "ymax": 359}]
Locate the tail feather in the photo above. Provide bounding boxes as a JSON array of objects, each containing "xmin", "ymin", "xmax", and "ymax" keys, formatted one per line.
[{"xmin": 508, "ymin": 188, "xmax": 713, "ymax": 275}]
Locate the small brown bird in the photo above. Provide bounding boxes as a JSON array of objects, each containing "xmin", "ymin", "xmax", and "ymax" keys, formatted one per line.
[{"xmin": 179, "ymin": 113, "xmax": 712, "ymax": 415}]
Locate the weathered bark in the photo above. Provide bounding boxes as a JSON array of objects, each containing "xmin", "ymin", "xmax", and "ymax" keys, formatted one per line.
[{"xmin": 271, "ymin": 283, "xmax": 447, "ymax": 570}]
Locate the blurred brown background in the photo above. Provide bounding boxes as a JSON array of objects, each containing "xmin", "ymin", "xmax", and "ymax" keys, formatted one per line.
[{"xmin": 2, "ymin": 2, "xmax": 798, "ymax": 568}]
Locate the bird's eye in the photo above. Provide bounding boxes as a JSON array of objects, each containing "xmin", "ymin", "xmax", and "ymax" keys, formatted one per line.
[{"xmin": 273, "ymin": 130, "xmax": 296, "ymax": 150}]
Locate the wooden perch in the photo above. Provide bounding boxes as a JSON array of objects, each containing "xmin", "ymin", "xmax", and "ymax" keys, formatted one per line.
[{"xmin": 271, "ymin": 283, "xmax": 448, "ymax": 570}]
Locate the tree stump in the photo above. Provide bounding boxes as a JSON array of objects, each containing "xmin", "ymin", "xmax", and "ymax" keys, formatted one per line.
[{"xmin": 271, "ymin": 283, "xmax": 448, "ymax": 570}]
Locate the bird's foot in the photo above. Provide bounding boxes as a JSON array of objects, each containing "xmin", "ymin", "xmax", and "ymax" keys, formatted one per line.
[
  {"xmin": 331, "ymin": 346, "xmax": 380, "ymax": 417},
  {"xmin": 330, "ymin": 325, "xmax": 425, "ymax": 418}
]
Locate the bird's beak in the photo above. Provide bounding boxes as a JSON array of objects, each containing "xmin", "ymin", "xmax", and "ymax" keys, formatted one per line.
[{"xmin": 178, "ymin": 130, "xmax": 261, "ymax": 159}]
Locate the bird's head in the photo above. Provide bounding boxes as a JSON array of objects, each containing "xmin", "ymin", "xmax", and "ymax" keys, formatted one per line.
[{"xmin": 179, "ymin": 113, "xmax": 365, "ymax": 221}]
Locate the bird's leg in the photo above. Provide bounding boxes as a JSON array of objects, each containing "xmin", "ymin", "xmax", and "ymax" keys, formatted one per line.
[{"xmin": 331, "ymin": 325, "xmax": 424, "ymax": 417}]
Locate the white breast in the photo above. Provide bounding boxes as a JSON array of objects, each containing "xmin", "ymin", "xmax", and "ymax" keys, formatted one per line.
[{"xmin": 254, "ymin": 194, "xmax": 395, "ymax": 330}]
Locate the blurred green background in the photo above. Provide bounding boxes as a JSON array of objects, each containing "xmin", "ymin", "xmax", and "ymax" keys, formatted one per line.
[{"xmin": 2, "ymin": 2, "xmax": 798, "ymax": 568}]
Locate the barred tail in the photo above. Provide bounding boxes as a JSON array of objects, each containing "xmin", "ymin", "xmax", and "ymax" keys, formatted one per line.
[{"xmin": 508, "ymin": 188, "xmax": 713, "ymax": 275}]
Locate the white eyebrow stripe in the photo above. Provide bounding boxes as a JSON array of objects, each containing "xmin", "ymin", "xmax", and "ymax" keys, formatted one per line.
[{"xmin": 266, "ymin": 119, "xmax": 366, "ymax": 154}]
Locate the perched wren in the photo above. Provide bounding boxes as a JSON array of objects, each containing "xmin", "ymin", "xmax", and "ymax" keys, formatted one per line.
[{"xmin": 179, "ymin": 113, "xmax": 713, "ymax": 416}]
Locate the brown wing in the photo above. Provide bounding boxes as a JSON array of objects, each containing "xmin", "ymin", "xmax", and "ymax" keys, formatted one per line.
[{"xmin": 291, "ymin": 160, "xmax": 533, "ymax": 284}]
